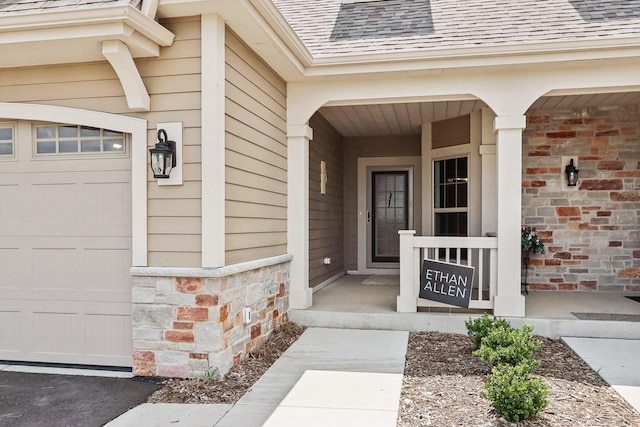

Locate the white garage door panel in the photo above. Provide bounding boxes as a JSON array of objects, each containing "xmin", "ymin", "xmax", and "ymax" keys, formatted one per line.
[
  {"xmin": 0, "ymin": 310, "xmax": 21, "ymax": 352},
  {"xmin": 0, "ymin": 122, "xmax": 132, "ymax": 367},
  {"xmin": 0, "ymin": 300, "xmax": 132, "ymax": 366},
  {"xmin": 1, "ymin": 237, "xmax": 130, "ymax": 298}
]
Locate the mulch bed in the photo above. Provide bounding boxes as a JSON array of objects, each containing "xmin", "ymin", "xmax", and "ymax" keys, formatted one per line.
[
  {"xmin": 147, "ymin": 325, "xmax": 640, "ymax": 426},
  {"xmin": 147, "ymin": 322, "xmax": 305, "ymax": 404},
  {"xmin": 398, "ymin": 332, "xmax": 640, "ymax": 426}
]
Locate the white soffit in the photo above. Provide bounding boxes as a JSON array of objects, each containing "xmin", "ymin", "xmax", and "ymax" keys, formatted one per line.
[{"xmin": 0, "ymin": 5, "xmax": 175, "ymax": 68}]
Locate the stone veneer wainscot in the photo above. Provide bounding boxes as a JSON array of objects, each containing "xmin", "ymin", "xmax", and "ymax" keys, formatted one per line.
[
  {"xmin": 130, "ymin": 254, "xmax": 291, "ymax": 378},
  {"xmin": 523, "ymin": 105, "xmax": 640, "ymax": 292}
]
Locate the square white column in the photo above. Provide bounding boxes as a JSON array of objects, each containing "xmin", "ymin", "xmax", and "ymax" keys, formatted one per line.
[
  {"xmin": 288, "ymin": 124, "xmax": 313, "ymax": 309},
  {"xmin": 493, "ymin": 115, "xmax": 526, "ymax": 317}
]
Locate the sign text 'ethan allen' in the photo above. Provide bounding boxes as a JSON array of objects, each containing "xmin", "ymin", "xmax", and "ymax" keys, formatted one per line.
[{"xmin": 419, "ymin": 259, "xmax": 475, "ymax": 308}]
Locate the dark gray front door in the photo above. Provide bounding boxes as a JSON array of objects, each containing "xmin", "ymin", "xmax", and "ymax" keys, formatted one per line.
[{"xmin": 371, "ymin": 171, "xmax": 409, "ymax": 263}]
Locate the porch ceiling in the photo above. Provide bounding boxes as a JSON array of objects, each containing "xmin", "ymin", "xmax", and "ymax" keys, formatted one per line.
[{"xmin": 318, "ymin": 92, "xmax": 640, "ymax": 137}]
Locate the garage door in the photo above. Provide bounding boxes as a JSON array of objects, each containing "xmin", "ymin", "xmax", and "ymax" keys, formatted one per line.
[{"xmin": 0, "ymin": 121, "xmax": 132, "ymax": 367}]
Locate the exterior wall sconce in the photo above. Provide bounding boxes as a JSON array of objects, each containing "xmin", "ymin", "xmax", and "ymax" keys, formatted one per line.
[
  {"xmin": 151, "ymin": 122, "xmax": 183, "ymax": 186},
  {"xmin": 150, "ymin": 129, "xmax": 176, "ymax": 179},
  {"xmin": 320, "ymin": 160, "xmax": 328, "ymax": 194},
  {"xmin": 565, "ymin": 158, "xmax": 579, "ymax": 187}
]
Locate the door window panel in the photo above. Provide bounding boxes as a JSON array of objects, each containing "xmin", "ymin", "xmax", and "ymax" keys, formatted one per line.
[
  {"xmin": 372, "ymin": 171, "xmax": 409, "ymax": 262},
  {"xmin": 0, "ymin": 126, "xmax": 14, "ymax": 156}
]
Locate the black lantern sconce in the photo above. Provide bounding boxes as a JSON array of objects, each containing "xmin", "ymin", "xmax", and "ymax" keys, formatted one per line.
[
  {"xmin": 565, "ymin": 158, "xmax": 579, "ymax": 187},
  {"xmin": 150, "ymin": 129, "xmax": 176, "ymax": 179}
]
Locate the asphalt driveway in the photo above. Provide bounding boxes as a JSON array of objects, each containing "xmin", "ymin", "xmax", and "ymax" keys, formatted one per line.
[{"xmin": 0, "ymin": 370, "xmax": 162, "ymax": 427}]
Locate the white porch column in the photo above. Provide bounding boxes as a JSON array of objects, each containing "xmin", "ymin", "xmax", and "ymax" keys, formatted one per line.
[
  {"xmin": 480, "ymin": 108, "xmax": 497, "ymax": 236},
  {"xmin": 494, "ymin": 115, "xmax": 526, "ymax": 317},
  {"xmin": 287, "ymin": 124, "xmax": 313, "ymax": 309},
  {"xmin": 397, "ymin": 230, "xmax": 417, "ymax": 312}
]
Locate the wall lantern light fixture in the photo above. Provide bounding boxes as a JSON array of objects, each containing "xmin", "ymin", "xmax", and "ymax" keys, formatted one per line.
[
  {"xmin": 565, "ymin": 158, "xmax": 579, "ymax": 187},
  {"xmin": 150, "ymin": 129, "xmax": 176, "ymax": 179}
]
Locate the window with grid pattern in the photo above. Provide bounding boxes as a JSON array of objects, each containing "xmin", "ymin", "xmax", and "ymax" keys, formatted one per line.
[
  {"xmin": 0, "ymin": 125, "xmax": 15, "ymax": 157},
  {"xmin": 35, "ymin": 125, "xmax": 125, "ymax": 155}
]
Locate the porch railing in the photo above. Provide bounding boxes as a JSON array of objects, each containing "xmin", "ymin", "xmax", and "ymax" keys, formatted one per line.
[{"xmin": 397, "ymin": 231, "xmax": 498, "ymax": 312}]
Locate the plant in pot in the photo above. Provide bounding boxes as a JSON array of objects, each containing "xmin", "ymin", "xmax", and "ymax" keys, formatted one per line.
[
  {"xmin": 521, "ymin": 225, "xmax": 545, "ymax": 294},
  {"xmin": 521, "ymin": 225, "xmax": 545, "ymax": 260}
]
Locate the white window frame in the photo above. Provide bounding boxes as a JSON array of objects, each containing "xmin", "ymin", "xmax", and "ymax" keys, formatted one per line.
[
  {"xmin": 0, "ymin": 122, "xmax": 17, "ymax": 161},
  {"xmin": 432, "ymin": 155, "xmax": 470, "ymax": 237},
  {"xmin": 32, "ymin": 123, "xmax": 129, "ymax": 159}
]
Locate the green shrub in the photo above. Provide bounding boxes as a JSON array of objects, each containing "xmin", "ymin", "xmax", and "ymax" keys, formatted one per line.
[
  {"xmin": 465, "ymin": 314, "xmax": 512, "ymax": 349},
  {"xmin": 482, "ymin": 363, "xmax": 548, "ymax": 423},
  {"xmin": 473, "ymin": 324, "xmax": 542, "ymax": 367}
]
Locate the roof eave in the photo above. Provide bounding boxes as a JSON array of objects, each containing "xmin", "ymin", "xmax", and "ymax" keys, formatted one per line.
[
  {"xmin": 304, "ymin": 37, "xmax": 640, "ymax": 76},
  {"xmin": 0, "ymin": 5, "xmax": 175, "ymax": 48}
]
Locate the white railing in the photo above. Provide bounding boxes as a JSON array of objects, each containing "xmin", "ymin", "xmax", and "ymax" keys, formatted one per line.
[{"xmin": 397, "ymin": 231, "xmax": 498, "ymax": 312}]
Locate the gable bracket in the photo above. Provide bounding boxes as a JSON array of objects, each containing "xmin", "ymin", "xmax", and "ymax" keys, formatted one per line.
[{"xmin": 102, "ymin": 40, "xmax": 150, "ymax": 112}]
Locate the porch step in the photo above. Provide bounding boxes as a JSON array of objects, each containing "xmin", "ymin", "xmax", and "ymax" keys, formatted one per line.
[{"xmin": 288, "ymin": 309, "xmax": 640, "ymax": 340}]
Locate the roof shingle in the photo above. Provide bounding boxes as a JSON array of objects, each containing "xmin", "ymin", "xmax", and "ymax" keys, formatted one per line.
[
  {"xmin": 0, "ymin": 0, "xmax": 141, "ymax": 15},
  {"xmin": 273, "ymin": 0, "xmax": 640, "ymax": 58}
]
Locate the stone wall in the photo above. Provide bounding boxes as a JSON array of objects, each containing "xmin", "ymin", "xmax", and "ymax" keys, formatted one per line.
[
  {"xmin": 522, "ymin": 105, "xmax": 640, "ymax": 292},
  {"xmin": 130, "ymin": 255, "xmax": 291, "ymax": 378}
]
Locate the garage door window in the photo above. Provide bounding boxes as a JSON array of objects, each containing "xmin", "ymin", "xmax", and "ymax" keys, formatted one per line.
[
  {"xmin": 0, "ymin": 125, "xmax": 14, "ymax": 157},
  {"xmin": 35, "ymin": 125, "xmax": 125, "ymax": 155}
]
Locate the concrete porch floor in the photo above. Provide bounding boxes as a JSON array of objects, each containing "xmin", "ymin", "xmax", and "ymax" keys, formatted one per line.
[{"xmin": 289, "ymin": 274, "xmax": 640, "ymax": 339}]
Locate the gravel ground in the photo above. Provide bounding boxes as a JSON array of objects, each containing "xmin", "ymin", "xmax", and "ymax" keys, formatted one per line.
[{"xmin": 148, "ymin": 325, "xmax": 640, "ymax": 426}]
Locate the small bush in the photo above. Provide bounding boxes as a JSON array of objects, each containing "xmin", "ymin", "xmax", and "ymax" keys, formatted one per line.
[
  {"xmin": 473, "ymin": 324, "xmax": 542, "ymax": 367},
  {"xmin": 465, "ymin": 314, "xmax": 512, "ymax": 349},
  {"xmin": 482, "ymin": 363, "xmax": 548, "ymax": 423}
]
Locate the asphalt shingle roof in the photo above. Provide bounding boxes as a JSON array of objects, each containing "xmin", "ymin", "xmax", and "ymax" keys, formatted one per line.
[
  {"xmin": 273, "ymin": 0, "xmax": 640, "ymax": 58},
  {"xmin": 0, "ymin": 0, "xmax": 140, "ymax": 15}
]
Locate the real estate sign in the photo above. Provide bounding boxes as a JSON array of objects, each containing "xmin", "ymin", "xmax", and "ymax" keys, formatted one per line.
[{"xmin": 419, "ymin": 259, "xmax": 475, "ymax": 308}]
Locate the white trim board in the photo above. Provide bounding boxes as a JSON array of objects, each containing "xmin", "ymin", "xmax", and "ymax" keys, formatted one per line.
[
  {"xmin": 357, "ymin": 156, "xmax": 421, "ymax": 275},
  {"xmin": 200, "ymin": 14, "xmax": 226, "ymax": 268}
]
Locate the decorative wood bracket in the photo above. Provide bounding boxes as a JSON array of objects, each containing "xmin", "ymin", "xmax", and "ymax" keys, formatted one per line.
[{"xmin": 102, "ymin": 40, "xmax": 150, "ymax": 112}]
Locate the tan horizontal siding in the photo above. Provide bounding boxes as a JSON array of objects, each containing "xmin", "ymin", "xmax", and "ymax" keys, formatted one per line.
[
  {"xmin": 148, "ymin": 251, "xmax": 201, "ymax": 268},
  {"xmin": 148, "ymin": 217, "xmax": 202, "ymax": 235},
  {"xmin": 226, "ymin": 117, "xmax": 287, "ymax": 157},
  {"xmin": 432, "ymin": 115, "xmax": 470, "ymax": 149},
  {"xmin": 226, "ymin": 201, "xmax": 286, "ymax": 219},
  {"xmin": 225, "ymin": 33, "xmax": 286, "ymax": 101},
  {"xmin": 148, "ymin": 199, "xmax": 201, "ymax": 217},
  {"xmin": 225, "ymin": 245, "xmax": 287, "ymax": 266},
  {"xmin": 308, "ymin": 113, "xmax": 344, "ymax": 287},
  {"xmin": 225, "ymin": 217, "xmax": 287, "ymax": 234},
  {"xmin": 0, "ymin": 17, "xmax": 204, "ymax": 268},
  {"xmin": 226, "ymin": 184, "xmax": 287, "ymax": 207},
  {"xmin": 224, "ymin": 29, "xmax": 287, "ymax": 265},
  {"xmin": 142, "ymin": 17, "xmax": 203, "ymax": 267}
]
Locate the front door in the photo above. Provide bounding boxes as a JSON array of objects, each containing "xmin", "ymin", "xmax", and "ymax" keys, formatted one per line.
[{"xmin": 370, "ymin": 171, "xmax": 409, "ymax": 263}]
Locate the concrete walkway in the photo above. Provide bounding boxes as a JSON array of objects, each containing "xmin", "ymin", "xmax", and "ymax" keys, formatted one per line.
[
  {"xmin": 106, "ymin": 328, "xmax": 408, "ymax": 427},
  {"xmin": 106, "ymin": 330, "xmax": 640, "ymax": 426},
  {"xmin": 563, "ymin": 337, "xmax": 640, "ymax": 413}
]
